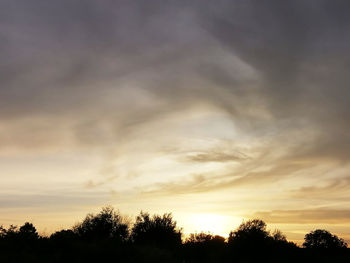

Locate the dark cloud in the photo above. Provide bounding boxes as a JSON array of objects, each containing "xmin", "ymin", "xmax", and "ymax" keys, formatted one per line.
[
  {"xmin": 1, "ymin": 1, "xmax": 349, "ymax": 116},
  {"xmin": 0, "ymin": 0, "xmax": 196, "ymax": 117},
  {"xmin": 1, "ymin": 1, "xmax": 350, "ymax": 221}
]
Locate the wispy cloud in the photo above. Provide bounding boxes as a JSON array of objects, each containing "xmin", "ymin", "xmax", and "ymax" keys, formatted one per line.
[
  {"xmin": 184, "ymin": 150, "xmax": 248, "ymax": 163},
  {"xmin": 250, "ymin": 208, "xmax": 350, "ymax": 224}
]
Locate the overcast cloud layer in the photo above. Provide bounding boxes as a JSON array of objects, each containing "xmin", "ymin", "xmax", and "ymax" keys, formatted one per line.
[{"xmin": 1, "ymin": 0, "xmax": 350, "ymax": 242}]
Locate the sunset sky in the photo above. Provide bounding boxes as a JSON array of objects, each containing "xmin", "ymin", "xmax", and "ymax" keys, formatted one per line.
[{"xmin": 1, "ymin": 0, "xmax": 350, "ymax": 244}]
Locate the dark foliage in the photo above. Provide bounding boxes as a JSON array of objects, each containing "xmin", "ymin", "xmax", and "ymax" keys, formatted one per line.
[
  {"xmin": 303, "ymin": 229, "xmax": 347, "ymax": 249},
  {"xmin": 73, "ymin": 206, "xmax": 128, "ymax": 242},
  {"xmin": 226, "ymin": 219, "xmax": 298, "ymax": 262},
  {"xmin": 19, "ymin": 222, "xmax": 40, "ymax": 240},
  {"xmin": 228, "ymin": 219, "xmax": 270, "ymax": 250},
  {"xmin": 183, "ymin": 233, "xmax": 226, "ymax": 262},
  {"xmin": 0, "ymin": 208, "xmax": 349, "ymax": 263},
  {"xmin": 50, "ymin": 229, "xmax": 77, "ymax": 242},
  {"xmin": 0, "ymin": 222, "xmax": 39, "ymax": 243},
  {"xmin": 131, "ymin": 211, "xmax": 182, "ymax": 248},
  {"xmin": 227, "ymin": 219, "xmax": 296, "ymax": 251}
]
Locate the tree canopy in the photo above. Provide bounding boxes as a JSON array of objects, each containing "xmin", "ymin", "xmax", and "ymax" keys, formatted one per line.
[
  {"xmin": 131, "ymin": 211, "xmax": 182, "ymax": 248},
  {"xmin": 0, "ymin": 208, "xmax": 349, "ymax": 262},
  {"xmin": 228, "ymin": 219, "xmax": 297, "ymax": 250},
  {"xmin": 303, "ymin": 229, "xmax": 347, "ymax": 249},
  {"xmin": 73, "ymin": 206, "xmax": 129, "ymax": 242},
  {"xmin": 228, "ymin": 219, "xmax": 269, "ymax": 249}
]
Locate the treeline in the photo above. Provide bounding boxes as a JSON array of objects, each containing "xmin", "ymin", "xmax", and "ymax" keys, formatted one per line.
[{"xmin": 0, "ymin": 207, "xmax": 349, "ymax": 263}]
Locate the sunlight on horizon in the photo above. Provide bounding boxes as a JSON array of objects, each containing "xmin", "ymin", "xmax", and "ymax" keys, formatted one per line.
[{"xmin": 184, "ymin": 213, "xmax": 241, "ymax": 238}]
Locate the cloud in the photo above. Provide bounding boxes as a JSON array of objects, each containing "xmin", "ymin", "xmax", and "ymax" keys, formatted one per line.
[
  {"xmin": 250, "ymin": 208, "xmax": 350, "ymax": 224},
  {"xmin": 290, "ymin": 176, "xmax": 350, "ymax": 200},
  {"xmin": 1, "ymin": 1, "xmax": 350, "ymax": 237},
  {"xmin": 181, "ymin": 146, "xmax": 249, "ymax": 164},
  {"xmin": 140, "ymin": 154, "xmax": 314, "ymax": 196},
  {"xmin": 185, "ymin": 152, "xmax": 243, "ymax": 163},
  {"xmin": 0, "ymin": 192, "xmax": 107, "ymax": 209}
]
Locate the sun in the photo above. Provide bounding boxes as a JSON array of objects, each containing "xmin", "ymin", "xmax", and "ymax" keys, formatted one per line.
[{"xmin": 188, "ymin": 213, "xmax": 238, "ymax": 237}]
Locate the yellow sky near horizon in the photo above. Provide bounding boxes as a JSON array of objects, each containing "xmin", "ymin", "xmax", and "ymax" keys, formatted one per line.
[{"xmin": 1, "ymin": 105, "xmax": 349, "ymax": 245}]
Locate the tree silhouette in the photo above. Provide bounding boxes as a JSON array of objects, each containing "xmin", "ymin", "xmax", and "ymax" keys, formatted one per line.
[
  {"xmin": 18, "ymin": 222, "xmax": 39, "ymax": 240},
  {"xmin": 0, "ymin": 222, "xmax": 39, "ymax": 242},
  {"xmin": 50, "ymin": 229, "xmax": 77, "ymax": 242},
  {"xmin": 184, "ymin": 232, "xmax": 226, "ymax": 262},
  {"xmin": 131, "ymin": 212, "xmax": 182, "ymax": 248},
  {"xmin": 272, "ymin": 229, "xmax": 287, "ymax": 242},
  {"xmin": 269, "ymin": 229, "xmax": 298, "ymax": 249},
  {"xmin": 73, "ymin": 206, "xmax": 129, "ymax": 242},
  {"xmin": 0, "ymin": 224, "xmax": 18, "ymax": 240},
  {"xmin": 303, "ymin": 229, "xmax": 347, "ymax": 249},
  {"xmin": 228, "ymin": 219, "xmax": 297, "ymax": 252},
  {"xmin": 186, "ymin": 232, "xmax": 225, "ymax": 244},
  {"xmin": 1, "ymin": 208, "xmax": 350, "ymax": 262},
  {"xmin": 228, "ymin": 219, "xmax": 270, "ymax": 250}
]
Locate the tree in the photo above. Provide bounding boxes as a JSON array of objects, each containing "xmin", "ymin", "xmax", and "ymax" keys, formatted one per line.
[
  {"xmin": 50, "ymin": 229, "xmax": 77, "ymax": 242},
  {"xmin": 184, "ymin": 233, "xmax": 226, "ymax": 262},
  {"xmin": 228, "ymin": 219, "xmax": 296, "ymax": 251},
  {"xmin": 18, "ymin": 222, "xmax": 39, "ymax": 240},
  {"xmin": 228, "ymin": 219, "xmax": 270, "ymax": 250},
  {"xmin": 0, "ymin": 225, "xmax": 18, "ymax": 241},
  {"xmin": 0, "ymin": 223, "xmax": 39, "ymax": 241},
  {"xmin": 185, "ymin": 232, "xmax": 225, "ymax": 246},
  {"xmin": 131, "ymin": 212, "xmax": 182, "ymax": 248},
  {"xmin": 73, "ymin": 206, "xmax": 129, "ymax": 242},
  {"xmin": 271, "ymin": 229, "xmax": 298, "ymax": 249},
  {"xmin": 303, "ymin": 229, "xmax": 347, "ymax": 249},
  {"xmin": 272, "ymin": 229, "xmax": 287, "ymax": 242}
]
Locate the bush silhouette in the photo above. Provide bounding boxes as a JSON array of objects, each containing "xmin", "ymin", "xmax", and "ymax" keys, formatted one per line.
[
  {"xmin": 73, "ymin": 206, "xmax": 129, "ymax": 242},
  {"xmin": 0, "ymin": 224, "xmax": 18, "ymax": 241},
  {"xmin": 1, "ymin": 208, "xmax": 350, "ymax": 262},
  {"xmin": 0, "ymin": 222, "xmax": 39, "ymax": 242},
  {"xmin": 228, "ymin": 219, "xmax": 297, "ymax": 252},
  {"xmin": 50, "ymin": 229, "xmax": 77, "ymax": 242},
  {"xmin": 185, "ymin": 232, "xmax": 225, "ymax": 246},
  {"xmin": 19, "ymin": 222, "xmax": 39, "ymax": 240},
  {"xmin": 131, "ymin": 212, "xmax": 182, "ymax": 248},
  {"xmin": 303, "ymin": 229, "xmax": 347, "ymax": 249},
  {"xmin": 184, "ymin": 232, "xmax": 226, "ymax": 262},
  {"xmin": 228, "ymin": 219, "xmax": 270, "ymax": 250}
]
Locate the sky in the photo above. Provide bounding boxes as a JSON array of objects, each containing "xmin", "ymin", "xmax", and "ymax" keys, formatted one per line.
[{"xmin": 1, "ymin": 0, "xmax": 350, "ymax": 244}]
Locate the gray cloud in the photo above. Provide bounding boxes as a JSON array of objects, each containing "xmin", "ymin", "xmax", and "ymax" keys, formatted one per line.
[
  {"xmin": 1, "ymin": 1, "xmax": 349, "ymax": 117},
  {"xmin": 1, "ymin": 1, "xmax": 350, "ymax": 220}
]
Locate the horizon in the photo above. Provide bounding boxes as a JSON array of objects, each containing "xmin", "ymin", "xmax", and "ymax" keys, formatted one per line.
[
  {"xmin": 1, "ymin": 206, "xmax": 348, "ymax": 246},
  {"xmin": 1, "ymin": 0, "xmax": 350, "ymax": 248}
]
